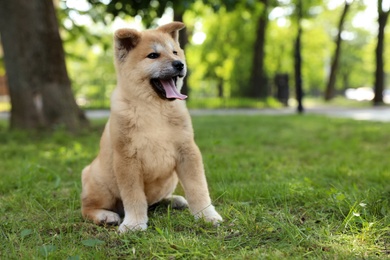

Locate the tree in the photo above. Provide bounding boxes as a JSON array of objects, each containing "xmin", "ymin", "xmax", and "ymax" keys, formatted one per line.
[
  {"xmin": 288, "ymin": 0, "xmax": 323, "ymax": 112},
  {"xmin": 336, "ymin": 28, "xmax": 373, "ymax": 90},
  {"xmin": 248, "ymin": 0, "xmax": 270, "ymax": 99},
  {"xmin": 186, "ymin": 1, "xmax": 266, "ymax": 98},
  {"xmin": 324, "ymin": 0, "xmax": 353, "ymax": 101},
  {"xmin": 191, "ymin": 7, "xmax": 233, "ymax": 98},
  {"xmin": 0, "ymin": 0, "xmax": 88, "ymax": 131},
  {"xmin": 373, "ymin": 0, "xmax": 390, "ymax": 105},
  {"xmin": 294, "ymin": 0, "xmax": 304, "ymax": 113},
  {"xmin": 171, "ymin": 1, "xmax": 193, "ymax": 96}
]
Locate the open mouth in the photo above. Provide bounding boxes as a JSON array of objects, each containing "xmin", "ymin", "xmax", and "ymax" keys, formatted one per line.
[{"xmin": 150, "ymin": 77, "xmax": 187, "ymax": 101}]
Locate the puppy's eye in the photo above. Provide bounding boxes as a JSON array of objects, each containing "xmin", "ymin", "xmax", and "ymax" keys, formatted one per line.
[
  {"xmin": 147, "ymin": 53, "xmax": 160, "ymax": 59},
  {"xmin": 173, "ymin": 51, "xmax": 178, "ymax": 55}
]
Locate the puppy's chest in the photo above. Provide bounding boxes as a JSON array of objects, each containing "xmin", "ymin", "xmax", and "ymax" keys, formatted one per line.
[{"xmin": 129, "ymin": 118, "xmax": 185, "ymax": 173}]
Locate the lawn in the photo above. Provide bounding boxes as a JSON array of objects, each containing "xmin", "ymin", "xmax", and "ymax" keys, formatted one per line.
[{"xmin": 1, "ymin": 114, "xmax": 389, "ymax": 259}]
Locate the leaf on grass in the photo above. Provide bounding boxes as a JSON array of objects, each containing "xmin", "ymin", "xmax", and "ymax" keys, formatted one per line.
[
  {"xmin": 54, "ymin": 175, "xmax": 61, "ymax": 188},
  {"xmin": 266, "ymin": 227, "xmax": 275, "ymax": 232},
  {"xmin": 155, "ymin": 227, "xmax": 164, "ymax": 235},
  {"xmin": 20, "ymin": 229, "xmax": 33, "ymax": 238},
  {"xmin": 38, "ymin": 245, "xmax": 57, "ymax": 257},
  {"xmin": 335, "ymin": 193, "xmax": 346, "ymax": 201},
  {"xmin": 81, "ymin": 239, "xmax": 105, "ymax": 247},
  {"xmin": 170, "ymin": 244, "xmax": 179, "ymax": 250},
  {"xmin": 67, "ymin": 255, "xmax": 80, "ymax": 260}
]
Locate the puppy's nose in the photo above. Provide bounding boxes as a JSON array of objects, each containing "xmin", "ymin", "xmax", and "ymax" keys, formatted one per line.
[{"xmin": 172, "ymin": 60, "xmax": 184, "ymax": 71}]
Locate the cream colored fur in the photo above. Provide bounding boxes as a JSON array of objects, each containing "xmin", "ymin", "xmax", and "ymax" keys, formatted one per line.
[{"xmin": 81, "ymin": 22, "xmax": 222, "ymax": 233}]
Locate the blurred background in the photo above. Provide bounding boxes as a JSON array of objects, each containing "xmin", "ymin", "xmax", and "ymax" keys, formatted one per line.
[{"xmin": 0, "ymin": 0, "xmax": 389, "ymax": 130}]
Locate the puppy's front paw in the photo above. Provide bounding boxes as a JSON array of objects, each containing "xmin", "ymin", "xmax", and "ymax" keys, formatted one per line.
[
  {"xmin": 194, "ymin": 205, "xmax": 223, "ymax": 226},
  {"xmin": 118, "ymin": 222, "xmax": 147, "ymax": 233}
]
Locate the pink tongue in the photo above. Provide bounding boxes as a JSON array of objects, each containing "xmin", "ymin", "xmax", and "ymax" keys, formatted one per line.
[{"xmin": 159, "ymin": 79, "xmax": 187, "ymax": 100}]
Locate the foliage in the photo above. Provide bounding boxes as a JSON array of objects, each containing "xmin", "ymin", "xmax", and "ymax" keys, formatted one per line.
[
  {"xmin": 53, "ymin": 1, "xmax": 390, "ymax": 107},
  {"xmin": 82, "ymin": 0, "xmax": 167, "ymax": 27},
  {"xmin": 338, "ymin": 28, "xmax": 376, "ymax": 89},
  {"xmin": 186, "ymin": 1, "xmax": 262, "ymax": 98},
  {"xmin": 82, "ymin": 0, "xmax": 197, "ymax": 27},
  {"xmin": 64, "ymin": 37, "xmax": 116, "ymax": 108},
  {"xmin": 320, "ymin": 1, "xmax": 374, "ymax": 91},
  {"xmin": 186, "ymin": 0, "xmax": 389, "ymax": 100},
  {"xmin": 1, "ymin": 115, "xmax": 390, "ymax": 258}
]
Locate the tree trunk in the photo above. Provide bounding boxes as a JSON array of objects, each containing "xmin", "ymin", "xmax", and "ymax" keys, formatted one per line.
[
  {"xmin": 173, "ymin": 11, "xmax": 189, "ymax": 97},
  {"xmin": 294, "ymin": 0, "xmax": 304, "ymax": 113},
  {"xmin": 373, "ymin": 0, "xmax": 389, "ymax": 105},
  {"xmin": 217, "ymin": 80, "xmax": 224, "ymax": 98},
  {"xmin": 275, "ymin": 74, "xmax": 289, "ymax": 106},
  {"xmin": 324, "ymin": 1, "xmax": 351, "ymax": 101},
  {"xmin": 248, "ymin": 0, "xmax": 269, "ymax": 98},
  {"xmin": 0, "ymin": 0, "xmax": 88, "ymax": 131}
]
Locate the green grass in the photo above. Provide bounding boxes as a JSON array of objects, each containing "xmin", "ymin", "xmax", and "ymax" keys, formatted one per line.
[
  {"xmin": 186, "ymin": 97, "xmax": 283, "ymax": 109},
  {"xmin": 1, "ymin": 115, "xmax": 390, "ymax": 259}
]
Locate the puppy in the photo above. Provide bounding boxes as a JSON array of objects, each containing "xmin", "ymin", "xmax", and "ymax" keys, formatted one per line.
[{"xmin": 81, "ymin": 22, "xmax": 222, "ymax": 233}]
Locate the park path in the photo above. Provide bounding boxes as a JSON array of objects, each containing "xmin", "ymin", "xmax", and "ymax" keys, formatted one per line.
[
  {"xmin": 1, "ymin": 106, "xmax": 390, "ymax": 122},
  {"xmin": 304, "ymin": 106, "xmax": 390, "ymax": 122},
  {"xmin": 82, "ymin": 106, "xmax": 390, "ymax": 122}
]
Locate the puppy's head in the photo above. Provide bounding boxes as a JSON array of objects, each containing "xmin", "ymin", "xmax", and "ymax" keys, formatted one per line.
[{"xmin": 114, "ymin": 22, "xmax": 187, "ymax": 101}]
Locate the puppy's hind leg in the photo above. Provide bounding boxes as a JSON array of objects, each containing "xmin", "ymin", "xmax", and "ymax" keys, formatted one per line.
[
  {"xmin": 81, "ymin": 165, "xmax": 121, "ymax": 225},
  {"xmin": 161, "ymin": 175, "xmax": 188, "ymax": 209},
  {"xmin": 84, "ymin": 208, "xmax": 121, "ymax": 226},
  {"xmin": 164, "ymin": 195, "xmax": 188, "ymax": 209}
]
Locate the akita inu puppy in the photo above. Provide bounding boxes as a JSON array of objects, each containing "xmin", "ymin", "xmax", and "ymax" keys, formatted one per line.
[{"xmin": 81, "ymin": 22, "xmax": 222, "ymax": 233}]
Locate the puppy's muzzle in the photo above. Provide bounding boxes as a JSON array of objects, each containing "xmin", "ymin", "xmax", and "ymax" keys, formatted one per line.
[
  {"xmin": 172, "ymin": 60, "xmax": 184, "ymax": 71},
  {"xmin": 172, "ymin": 60, "xmax": 185, "ymax": 76}
]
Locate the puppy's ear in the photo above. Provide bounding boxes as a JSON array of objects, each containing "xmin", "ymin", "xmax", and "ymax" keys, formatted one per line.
[
  {"xmin": 157, "ymin": 22, "xmax": 185, "ymax": 43},
  {"xmin": 114, "ymin": 29, "xmax": 141, "ymax": 61}
]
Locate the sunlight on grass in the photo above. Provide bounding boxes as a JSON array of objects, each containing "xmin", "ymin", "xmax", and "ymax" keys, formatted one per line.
[
  {"xmin": 303, "ymin": 96, "xmax": 374, "ymax": 108},
  {"xmin": 0, "ymin": 100, "xmax": 10, "ymax": 112}
]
